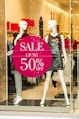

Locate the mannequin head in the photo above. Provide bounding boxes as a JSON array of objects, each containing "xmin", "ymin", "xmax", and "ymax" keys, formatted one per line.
[
  {"xmin": 48, "ymin": 20, "xmax": 57, "ymax": 31},
  {"xmin": 19, "ymin": 20, "xmax": 27, "ymax": 31}
]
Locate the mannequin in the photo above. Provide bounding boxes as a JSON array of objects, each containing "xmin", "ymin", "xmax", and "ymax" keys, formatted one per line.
[
  {"xmin": 7, "ymin": 20, "xmax": 28, "ymax": 104},
  {"xmin": 40, "ymin": 20, "xmax": 70, "ymax": 106},
  {"xmin": 13, "ymin": 20, "xmax": 28, "ymax": 105}
]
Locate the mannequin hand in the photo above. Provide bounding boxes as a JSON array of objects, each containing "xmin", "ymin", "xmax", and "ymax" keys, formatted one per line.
[{"xmin": 7, "ymin": 50, "xmax": 13, "ymax": 56}]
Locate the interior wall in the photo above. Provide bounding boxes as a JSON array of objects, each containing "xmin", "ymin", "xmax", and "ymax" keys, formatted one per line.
[
  {"xmin": 6, "ymin": 0, "xmax": 30, "ymax": 23},
  {"xmin": 72, "ymin": 15, "xmax": 79, "ymax": 41},
  {"xmin": 6, "ymin": 0, "xmax": 70, "ymax": 37},
  {"xmin": 43, "ymin": 1, "xmax": 70, "ymax": 37}
]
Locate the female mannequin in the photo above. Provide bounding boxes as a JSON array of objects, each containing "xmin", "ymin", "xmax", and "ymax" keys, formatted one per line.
[
  {"xmin": 40, "ymin": 20, "xmax": 70, "ymax": 106},
  {"xmin": 13, "ymin": 20, "xmax": 28, "ymax": 105},
  {"xmin": 8, "ymin": 20, "xmax": 28, "ymax": 104}
]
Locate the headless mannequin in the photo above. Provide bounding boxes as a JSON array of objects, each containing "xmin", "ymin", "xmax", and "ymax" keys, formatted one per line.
[
  {"xmin": 8, "ymin": 21, "xmax": 27, "ymax": 105},
  {"xmin": 40, "ymin": 20, "xmax": 70, "ymax": 106}
]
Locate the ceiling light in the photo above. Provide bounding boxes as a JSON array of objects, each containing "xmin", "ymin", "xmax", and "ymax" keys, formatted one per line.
[{"xmin": 73, "ymin": 0, "xmax": 78, "ymax": 3}]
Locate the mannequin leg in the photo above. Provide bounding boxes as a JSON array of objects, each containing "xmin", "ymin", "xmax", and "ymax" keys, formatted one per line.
[
  {"xmin": 58, "ymin": 70, "xmax": 70, "ymax": 105},
  {"xmin": 40, "ymin": 71, "xmax": 52, "ymax": 105},
  {"xmin": 14, "ymin": 70, "xmax": 22, "ymax": 104}
]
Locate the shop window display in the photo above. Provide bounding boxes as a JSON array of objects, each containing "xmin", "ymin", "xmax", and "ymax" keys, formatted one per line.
[{"xmin": 0, "ymin": 0, "xmax": 79, "ymax": 114}]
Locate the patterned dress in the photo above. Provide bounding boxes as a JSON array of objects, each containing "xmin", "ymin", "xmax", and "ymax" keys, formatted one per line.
[{"xmin": 48, "ymin": 34, "xmax": 63, "ymax": 71}]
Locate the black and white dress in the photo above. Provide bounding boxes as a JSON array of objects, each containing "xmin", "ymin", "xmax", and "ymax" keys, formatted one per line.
[{"xmin": 48, "ymin": 34, "xmax": 63, "ymax": 71}]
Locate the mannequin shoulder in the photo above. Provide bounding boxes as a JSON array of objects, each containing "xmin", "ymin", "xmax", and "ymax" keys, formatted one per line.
[
  {"xmin": 59, "ymin": 34, "xmax": 65, "ymax": 46},
  {"xmin": 60, "ymin": 34, "xmax": 64, "ymax": 39},
  {"xmin": 45, "ymin": 34, "xmax": 49, "ymax": 43},
  {"xmin": 58, "ymin": 34, "xmax": 64, "ymax": 40},
  {"xmin": 15, "ymin": 33, "xmax": 23, "ymax": 40},
  {"xmin": 45, "ymin": 35, "xmax": 49, "ymax": 39}
]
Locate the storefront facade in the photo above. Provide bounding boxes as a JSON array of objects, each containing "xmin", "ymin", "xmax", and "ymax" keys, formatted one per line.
[{"xmin": 0, "ymin": 0, "xmax": 79, "ymax": 114}]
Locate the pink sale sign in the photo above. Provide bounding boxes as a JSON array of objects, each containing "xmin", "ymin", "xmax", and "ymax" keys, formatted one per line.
[{"xmin": 12, "ymin": 36, "xmax": 52, "ymax": 77}]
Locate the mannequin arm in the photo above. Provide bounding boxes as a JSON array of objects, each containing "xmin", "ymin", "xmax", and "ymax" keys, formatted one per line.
[
  {"xmin": 60, "ymin": 35, "xmax": 67, "ymax": 65},
  {"xmin": 14, "ymin": 33, "xmax": 23, "ymax": 46}
]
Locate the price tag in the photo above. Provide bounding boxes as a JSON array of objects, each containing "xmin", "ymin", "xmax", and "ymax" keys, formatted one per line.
[{"xmin": 12, "ymin": 36, "xmax": 52, "ymax": 77}]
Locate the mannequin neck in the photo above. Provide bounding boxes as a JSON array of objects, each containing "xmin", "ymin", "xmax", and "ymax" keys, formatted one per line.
[
  {"xmin": 19, "ymin": 29, "xmax": 24, "ymax": 35},
  {"xmin": 51, "ymin": 28, "xmax": 58, "ymax": 37}
]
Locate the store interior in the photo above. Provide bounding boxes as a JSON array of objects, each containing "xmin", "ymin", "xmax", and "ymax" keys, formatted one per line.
[{"xmin": 0, "ymin": 0, "xmax": 79, "ymax": 113}]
